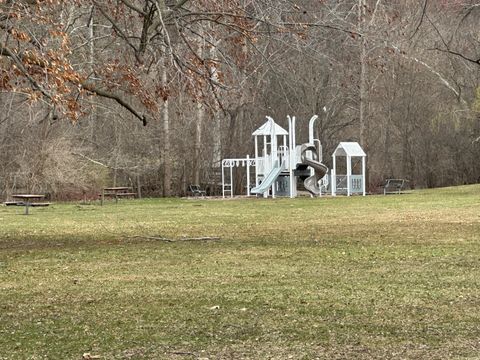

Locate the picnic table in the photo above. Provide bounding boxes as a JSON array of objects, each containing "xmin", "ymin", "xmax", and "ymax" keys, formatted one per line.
[
  {"xmin": 101, "ymin": 187, "xmax": 135, "ymax": 205},
  {"xmin": 11, "ymin": 194, "xmax": 48, "ymax": 215}
]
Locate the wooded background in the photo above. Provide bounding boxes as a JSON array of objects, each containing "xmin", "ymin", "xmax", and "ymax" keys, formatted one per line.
[{"xmin": 1, "ymin": 0, "xmax": 479, "ymax": 198}]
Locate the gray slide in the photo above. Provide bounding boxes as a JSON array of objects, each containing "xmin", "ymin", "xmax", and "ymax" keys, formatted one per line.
[
  {"xmin": 300, "ymin": 143, "xmax": 328, "ymax": 196},
  {"xmin": 251, "ymin": 161, "xmax": 283, "ymax": 195}
]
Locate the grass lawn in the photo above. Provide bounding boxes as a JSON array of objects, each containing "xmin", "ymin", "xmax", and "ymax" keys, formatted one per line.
[{"xmin": 1, "ymin": 185, "xmax": 480, "ymax": 359}]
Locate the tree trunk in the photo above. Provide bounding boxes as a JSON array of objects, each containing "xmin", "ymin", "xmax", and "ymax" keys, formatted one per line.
[
  {"xmin": 162, "ymin": 62, "xmax": 171, "ymax": 196},
  {"xmin": 194, "ymin": 101, "xmax": 204, "ymax": 185},
  {"xmin": 358, "ymin": 0, "xmax": 369, "ymax": 188},
  {"xmin": 136, "ymin": 173, "xmax": 142, "ymax": 199}
]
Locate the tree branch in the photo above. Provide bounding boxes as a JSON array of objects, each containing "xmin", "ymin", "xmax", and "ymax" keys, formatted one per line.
[
  {"xmin": 410, "ymin": 0, "xmax": 428, "ymax": 40},
  {"xmin": 434, "ymin": 47, "xmax": 480, "ymax": 66},
  {"xmin": 94, "ymin": 2, "xmax": 141, "ymax": 57},
  {"xmin": 81, "ymin": 81, "xmax": 148, "ymax": 125},
  {"xmin": 148, "ymin": 0, "xmax": 190, "ymax": 32},
  {"xmin": 390, "ymin": 45, "xmax": 466, "ymax": 103},
  {"xmin": 0, "ymin": 42, "xmax": 53, "ymax": 100},
  {"xmin": 117, "ymin": 0, "xmax": 147, "ymax": 16},
  {"xmin": 0, "ymin": 42, "xmax": 148, "ymax": 125},
  {"xmin": 125, "ymin": 235, "xmax": 220, "ymax": 242}
]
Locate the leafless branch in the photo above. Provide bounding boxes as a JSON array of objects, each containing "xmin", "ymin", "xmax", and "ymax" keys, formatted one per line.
[
  {"xmin": 117, "ymin": 0, "xmax": 147, "ymax": 16},
  {"xmin": 94, "ymin": 2, "xmax": 140, "ymax": 57},
  {"xmin": 81, "ymin": 82, "xmax": 148, "ymax": 125},
  {"xmin": 125, "ymin": 235, "xmax": 220, "ymax": 242},
  {"xmin": 434, "ymin": 47, "xmax": 480, "ymax": 66},
  {"xmin": 410, "ymin": 0, "xmax": 428, "ymax": 40}
]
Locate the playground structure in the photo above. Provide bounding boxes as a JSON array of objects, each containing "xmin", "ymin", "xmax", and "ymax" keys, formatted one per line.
[{"xmin": 221, "ymin": 115, "xmax": 366, "ymax": 198}]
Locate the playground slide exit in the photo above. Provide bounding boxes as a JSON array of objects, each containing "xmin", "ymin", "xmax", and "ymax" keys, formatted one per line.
[
  {"xmin": 301, "ymin": 143, "xmax": 328, "ymax": 196},
  {"xmin": 250, "ymin": 161, "xmax": 284, "ymax": 195}
]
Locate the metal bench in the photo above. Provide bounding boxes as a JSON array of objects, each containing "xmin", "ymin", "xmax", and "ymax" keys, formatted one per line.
[
  {"xmin": 382, "ymin": 179, "xmax": 406, "ymax": 195},
  {"xmin": 188, "ymin": 185, "xmax": 206, "ymax": 197}
]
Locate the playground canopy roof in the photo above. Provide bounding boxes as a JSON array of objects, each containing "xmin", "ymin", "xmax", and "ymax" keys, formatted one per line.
[
  {"xmin": 252, "ymin": 120, "xmax": 289, "ymax": 136},
  {"xmin": 333, "ymin": 142, "xmax": 366, "ymax": 157}
]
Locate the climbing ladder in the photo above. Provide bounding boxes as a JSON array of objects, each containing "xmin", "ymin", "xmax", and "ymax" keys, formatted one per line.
[{"xmin": 221, "ymin": 159, "xmax": 234, "ymax": 198}]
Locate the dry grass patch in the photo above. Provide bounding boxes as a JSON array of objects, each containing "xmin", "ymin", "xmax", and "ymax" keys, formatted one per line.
[{"xmin": 1, "ymin": 185, "xmax": 480, "ymax": 359}]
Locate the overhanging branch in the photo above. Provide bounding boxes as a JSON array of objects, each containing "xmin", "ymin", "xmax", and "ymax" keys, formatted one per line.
[
  {"xmin": 0, "ymin": 42, "xmax": 53, "ymax": 100},
  {"xmin": 0, "ymin": 42, "xmax": 148, "ymax": 125},
  {"xmin": 434, "ymin": 47, "xmax": 480, "ymax": 66},
  {"xmin": 81, "ymin": 82, "xmax": 148, "ymax": 125}
]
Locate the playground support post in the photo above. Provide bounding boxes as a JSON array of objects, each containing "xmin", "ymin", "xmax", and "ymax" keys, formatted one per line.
[
  {"xmin": 288, "ymin": 115, "xmax": 295, "ymax": 198},
  {"xmin": 254, "ymin": 136, "xmax": 259, "ymax": 187},
  {"xmin": 308, "ymin": 115, "xmax": 319, "ymax": 145},
  {"xmin": 292, "ymin": 116, "xmax": 296, "ymax": 193},
  {"xmin": 246, "ymin": 155, "xmax": 250, "ymax": 196},
  {"xmin": 221, "ymin": 161, "xmax": 225, "ymax": 198},
  {"xmin": 230, "ymin": 164, "xmax": 233, "ymax": 198},
  {"xmin": 332, "ymin": 155, "xmax": 337, "ymax": 196},
  {"xmin": 267, "ymin": 116, "xmax": 277, "ymax": 198},
  {"xmin": 347, "ymin": 155, "xmax": 351, "ymax": 196},
  {"xmin": 362, "ymin": 156, "xmax": 366, "ymax": 196},
  {"xmin": 308, "ymin": 115, "xmax": 320, "ymax": 179}
]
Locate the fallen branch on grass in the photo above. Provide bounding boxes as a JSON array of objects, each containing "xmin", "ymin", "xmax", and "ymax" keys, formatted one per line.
[
  {"xmin": 168, "ymin": 351, "xmax": 196, "ymax": 357},
  {"xmin": 125, "ymin": 235, "xmax": 220, "ymax": 242}
]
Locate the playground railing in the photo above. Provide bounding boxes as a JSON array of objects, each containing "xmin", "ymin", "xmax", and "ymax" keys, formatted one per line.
[{"xmin": 335, "ymin": 175, "xmax": 364, "ymax": 194}]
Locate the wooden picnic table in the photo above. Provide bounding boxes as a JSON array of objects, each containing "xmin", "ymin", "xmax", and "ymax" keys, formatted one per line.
[
  {"xmin": 101, "ymin": 187, "xmax": 135, "ymax": 205},
  {"xmin": 11, "ymin": 194, "xmax": 46, "ymax": 215}
]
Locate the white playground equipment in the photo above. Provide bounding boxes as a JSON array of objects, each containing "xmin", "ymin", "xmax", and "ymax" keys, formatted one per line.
[{"xmin": 221, "ymin": 115, "xmax": 366, "ymax": 198}]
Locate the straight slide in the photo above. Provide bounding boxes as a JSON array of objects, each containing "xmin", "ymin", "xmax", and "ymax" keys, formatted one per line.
[{"xmin": 251, "ymin": 161, "xmax": 283, "ymax": 195}]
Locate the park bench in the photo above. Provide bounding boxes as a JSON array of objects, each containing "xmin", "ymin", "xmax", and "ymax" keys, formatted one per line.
[
  {"xmin": 188, "ymin": 184, "xmax": 206, "ymax": 197},
  {"xmin": 382, "ymin": 179, "xmax": 406, "ymax": 195},
  {"xmin": 30, "ymin": 202, "xmax": 51, "ymax": 207},
  {"xmin": 100, "ymin": 192, "xmax": 136, "ymax": 198},
  {"xmin": 4, "ymin": 200, "xmax": 51, "ymax": 207},
  {"xmin": 99, "ymin": 187, "xmax": 135, "ymax": 205},
  {"xmin": 115, "ymin": 192, "xmax": 136, "ymax": 197},
  {"xmin": 4, "ymin": 201, "xmax": 23, "ymax": 206}
]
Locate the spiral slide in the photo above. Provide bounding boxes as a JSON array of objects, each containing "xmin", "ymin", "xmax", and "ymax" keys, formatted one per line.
[{"xmin": 300, "ymin": 143, "xmax": 328, "ymax": 196}]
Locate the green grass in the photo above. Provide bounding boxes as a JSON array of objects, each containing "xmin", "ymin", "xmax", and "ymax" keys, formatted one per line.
[{"xmin": 1, "ymin": 186, "xmax": 480, "ymax": 359}]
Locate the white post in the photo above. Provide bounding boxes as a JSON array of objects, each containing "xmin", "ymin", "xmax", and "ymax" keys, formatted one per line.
[
  {"xmin": 362, "ymin": 156, "xmax": 366, "ymax": 196},
  {"xmin": 288, "ymin": 116, "xmax": 294, "ymax": 198},
  {"xmin": 308, "ymin": 115, "xmax": 319, "ymax": 177},
  {"xmin": 263, "ymin": 134, "xmax": 268, "ymax": 198},
  {"xmin": 268, "ymin": 117, "xmax": 276, "ymax": 169},
  {"xmin": 332, "ymin": 154, "xmax": 336, "ymax": 196},
  {"xmin": 246, "ymin": 155, "xmax": 250, "ymax": 196},
  {"xmin": 230, "ymin": 164, "xmax": 233, "ymax": 198},
  {"xmin": 308, "ymin": 115, "xmax": 318, "ymax": 144},
  {"xmin": 269, "ymin": 117, "xmax": 276, "ymax": 198},
  {"xmin": 347, "ymin": 155, "xmax": 351, "ymax": 196},
  {"xmin": 292, "ymin": 116, "xmax": 296, "ymax": 197},
  {"xmin": 263, "ymin": 135, "xmax": 267, "ymax": 166},
  {"xmin": 222, "ymin": 161, "xmax": 225, "ymax": 198},
  {"xmin": 254, "ymin": 136, "xmax": 259, "ymax": 187}
]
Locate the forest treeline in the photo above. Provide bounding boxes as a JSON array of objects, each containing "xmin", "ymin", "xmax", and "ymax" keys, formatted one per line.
[{"xmin": 1, "ymin": 0, "xmax": 479, "ymax": 198}]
